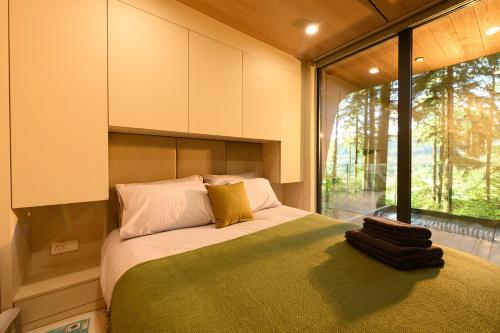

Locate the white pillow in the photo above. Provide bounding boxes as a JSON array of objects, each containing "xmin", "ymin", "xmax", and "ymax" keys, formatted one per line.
[
  {"xmin": 203, "ymin": 171, "xmax": 258, "ymax": 185},
  {"xmin": 118, "ymin": 182, "xmax": 214, "ymax": 240},
  {"xmin": 115, "ymin": 175, "xmax": 203, "ymax": 225},
  {"xmin": 242, "ymin": 178, "xmax": 281, "ymax": 212},
  {"xmin": 236, "ymin": 171, "xmax": 259, "ymax": 179}
]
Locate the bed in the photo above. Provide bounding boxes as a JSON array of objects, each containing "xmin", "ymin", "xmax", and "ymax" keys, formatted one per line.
[{"xmin": 101, "ymin": 205, "xmax": 500, "ymax": 333}]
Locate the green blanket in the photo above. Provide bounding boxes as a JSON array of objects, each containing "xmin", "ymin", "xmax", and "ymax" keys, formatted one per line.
[{"xmin": 109, "ymin": 214, "xmax": 500, "ymax": 333}]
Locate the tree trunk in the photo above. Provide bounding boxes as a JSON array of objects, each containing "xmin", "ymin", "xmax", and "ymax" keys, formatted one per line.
[
  {"xmin": 485, "ymin": 60, "xmax": 496, "ymax": 202},
  {"xmin": 444, "ymin": 66, "xmax": 454, "ymax": 214},
  {"xmin": 347, "ymin": 141, "xmax": 351, "ymax": 191},
  {"xmin": 437, "ymin": 101, "xmax": 446, "ymax": 210},
  {"xmin": 485, "ymin": 137, "xmax": 492, "ymax": 202},
  {"xmin": 432, "ymin": 136, "xmax": 437, "ymax": 203},
  {"xmin": 374, "ymin": 83, "xmax": 391, "ymax": 193},
  {"xmin": 354, "ymin": 107, "xmax": 359, "ymax": 181},
  {"xmin": 332, "ymin": 116, "xmax": 339, "ymax": 181},
  {"xmin": 363, "ymin": 91, "xmax": 369, "ymax": 190},
  {"xmin": 365, "ymin": 88, "xmax": 376, "ymax": 191}
]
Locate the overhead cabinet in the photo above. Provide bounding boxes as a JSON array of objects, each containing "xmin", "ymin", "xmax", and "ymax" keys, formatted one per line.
[
  {"xmin": 108, "ymin": 0, "xmax": 189, "ymax": 133},
  {"xmin": 242, "ymin": 54, "xmax": 282, "ymax": 141},
  {"xmin": 279, "ymin": 69, "xmax": 302, "ymax": 183},
  {"xmin": 188, "ymin": 32, "xmax": 243, "ymax": 137},
  {"xmin": 9, "ymin": 0, "xmax": 108, "ymax": 208}
]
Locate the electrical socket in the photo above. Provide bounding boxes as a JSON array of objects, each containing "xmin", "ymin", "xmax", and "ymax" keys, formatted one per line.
[{"xmin": 51, "ymin": 240, "xmax": 79, "ymax": 255}]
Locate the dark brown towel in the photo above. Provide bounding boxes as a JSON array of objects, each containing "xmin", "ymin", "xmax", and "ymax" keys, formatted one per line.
[
  {"xmin": 345, "ymin": 229, "xmax": 444, "ymax": 270},
  {"xmin": 363, "ymin": 224, "xmax": 433, "ymax": 248},
  {"xmin": 364, "ymin": 216, "xmax": 432, "ymax": 239}
]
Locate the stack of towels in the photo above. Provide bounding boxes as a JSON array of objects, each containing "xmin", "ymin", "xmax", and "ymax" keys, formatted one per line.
[{"xmin": 345, "ymin": 216, "xmax": 444, "ymax": 270}]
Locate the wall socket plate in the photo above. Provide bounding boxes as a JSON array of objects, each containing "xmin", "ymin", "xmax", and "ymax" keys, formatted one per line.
[{"xmin": 51, "ymin": 240, "xmax": 79, "ymax": 255}]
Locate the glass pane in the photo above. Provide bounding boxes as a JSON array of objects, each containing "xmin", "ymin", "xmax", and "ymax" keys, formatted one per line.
[
  {"xmin": 319, "ymin": 38, "xmax": 398, "ymax": 223},
  {"xmin": 412, "ymin": 0, "xmax": 499, "ymax": 261}
]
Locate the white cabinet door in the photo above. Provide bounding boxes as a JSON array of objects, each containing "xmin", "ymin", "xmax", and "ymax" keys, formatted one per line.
[
  {"xmin": 242, "ymin": 54, "xmax": 282, "ymax": 141},
  {"xmin": 10, "ymin": 0, "xmax": 108, "ymax": 208},
  {"xmin": 189, "ymin": 32, "xmax": 242, "ymax": 137},
  {"xmin": 108, "ymin": 0, "xmax": 188, "ymax": 133},
  {"xmin": 279, "ymin": 69, "xmax": 302, "ymax": 183}
]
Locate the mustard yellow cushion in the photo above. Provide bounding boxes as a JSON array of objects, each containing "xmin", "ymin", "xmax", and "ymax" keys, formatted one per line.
[{"xmin": 205, "ymin": 182, "xmax": 254, "ymax": 229}]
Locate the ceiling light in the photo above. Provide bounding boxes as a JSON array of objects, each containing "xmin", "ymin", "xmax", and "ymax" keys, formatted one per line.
[
  {"xmin": 369, "ymin": 67, "xmax": 379, "ymax": 74},
  {"xmin": 485, "ymin": 26, "xmax": 500, "ymax": 36},
  {"xmin": 305, "ymin": 23, "xmax": 319, "ymax": 35},
  {"xmin": 415, "ymin": 57, "xmax": 425, "ymax": 62}
]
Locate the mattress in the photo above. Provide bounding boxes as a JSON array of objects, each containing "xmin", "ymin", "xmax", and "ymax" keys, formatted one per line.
[{"xmin": 100, "ymin": 205, "xmax": 310, "ymax": 306}]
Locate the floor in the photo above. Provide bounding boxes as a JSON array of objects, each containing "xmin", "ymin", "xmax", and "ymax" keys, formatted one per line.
[{"xmin": 27, "ymin": 311, "xmax": 107, "ymax": 333}]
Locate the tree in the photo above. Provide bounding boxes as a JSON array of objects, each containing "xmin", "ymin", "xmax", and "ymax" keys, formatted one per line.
[{"xmin": 374, "ymin": 82, "xmax": 391, "ymax": 193}]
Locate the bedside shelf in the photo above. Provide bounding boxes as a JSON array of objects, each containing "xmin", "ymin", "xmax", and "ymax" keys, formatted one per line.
[
  {"xmin": 14, "ymin": 256, "xmax": 101, "ymax": 302},
  {"xmin": 13, "ymin": 255, "xmax": 105, "ymax": 331}
]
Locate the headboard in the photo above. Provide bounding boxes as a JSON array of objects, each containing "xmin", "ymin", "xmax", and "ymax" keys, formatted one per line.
[{"xmin": 107, "ymin": 132, "xmax": 263, "ymax": 231}]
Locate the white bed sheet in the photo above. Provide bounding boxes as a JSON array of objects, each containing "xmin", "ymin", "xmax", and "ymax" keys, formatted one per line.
[{"xmin": 100, "ymin": 205, "xmax": 311, "ymax": 306}]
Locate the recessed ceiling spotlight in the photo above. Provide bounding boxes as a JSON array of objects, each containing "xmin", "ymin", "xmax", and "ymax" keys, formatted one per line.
[
  {"xmin": 486, "ymin": 26, "xmax": 500, "ymax": 36},
  {"xmin": 305, "ymin": 23, "xmax": 319, "ymax": 35},
  {"xmin": 369, "ymin": 67, "xmax": 379, "ymax": 74},
  {"xmin": 415, "ymin": 56, "xmax": 425, "ymax": 62}
]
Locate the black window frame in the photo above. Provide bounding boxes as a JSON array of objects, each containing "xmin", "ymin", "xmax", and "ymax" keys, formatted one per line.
[{"xmin": 315, "ymin": 29, "xmax": 413, "ymax": 222}]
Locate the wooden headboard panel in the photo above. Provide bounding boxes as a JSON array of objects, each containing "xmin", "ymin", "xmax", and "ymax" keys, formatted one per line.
[{"xmin": 107, "ymin": 133, "xmax": 263, "ymax": 230}]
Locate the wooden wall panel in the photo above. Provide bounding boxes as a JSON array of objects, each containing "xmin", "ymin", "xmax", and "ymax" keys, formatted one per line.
[
  {"xmin": 176, "ymin": 138, "xmax": 226, "ymax": 178},
  {"xmin": 23, "ymin": 202, "xmax": 106, "ymax": 272},
  {"xmin": 108, "ymin": 133, "xmax": 177, "ymax": 187},
  {"xmin": 109, "ymin": 0, "xmax": 189, "ymax": 132},
  {"xmin": 108, "ymin": 133, "xmax": 176, "ymax": 230},
  {"xmin": 9, "ymin": 0, "xmax": 108, "ymax": 208},
  {"xmin": 109, "ymin": 134, "xmax": 264, "ymax": 183},
  {"xmin": 225, "ymin": 142, "xmax": 262, "ymax": 176}
]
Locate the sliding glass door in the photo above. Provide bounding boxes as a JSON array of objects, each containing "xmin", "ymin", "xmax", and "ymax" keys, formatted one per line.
[{"xmin": 318, "ymin": 37, "xmax": 398, "ymax": 222}]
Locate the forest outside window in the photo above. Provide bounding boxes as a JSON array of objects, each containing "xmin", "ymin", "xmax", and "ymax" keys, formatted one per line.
[{"xmin": 318, "ymin": 0, "xmax": 499, "ymax": 260}]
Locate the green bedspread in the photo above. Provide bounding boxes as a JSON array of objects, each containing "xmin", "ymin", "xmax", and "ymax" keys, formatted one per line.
[{"xmin": 109, "ymin": 214, "xmax": 500, "ymax": 333}]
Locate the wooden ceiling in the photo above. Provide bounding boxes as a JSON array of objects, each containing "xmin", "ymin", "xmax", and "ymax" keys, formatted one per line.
[
  {"xmin": 326, "ymin": 0, "xmax": 500, "ymax": 89},
  {"xmin": 176, "ymin": 0, "xmax": 444, "ymax": 60}
]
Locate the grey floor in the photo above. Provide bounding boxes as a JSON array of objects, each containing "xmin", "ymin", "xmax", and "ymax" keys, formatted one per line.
[{"xmin": 332, "ymin": 209, "xmax": 500, "ymax": 265}]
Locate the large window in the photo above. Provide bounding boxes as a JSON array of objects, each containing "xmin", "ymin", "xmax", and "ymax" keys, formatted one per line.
[
  {"xmin": 318, "ymin": 0, "xmax": 499, "ymax": 261},
  {"xmin": 411, "ymin": 3, "xmax": 499, "ymax": 221},
  {"xmin": 319, "ymin": 38, "xmax": 398, "ymax": 222}
]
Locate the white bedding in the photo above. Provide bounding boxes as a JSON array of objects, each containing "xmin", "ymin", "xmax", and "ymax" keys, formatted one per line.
[{"xmin": 100, "ymin": 205, "xmax": 311, "ymax": 306}]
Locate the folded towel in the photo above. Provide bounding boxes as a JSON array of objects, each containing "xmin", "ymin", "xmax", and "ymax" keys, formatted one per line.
[
  {"xmin": 346, "ymin": 228, "xmax": 442, "ymax": 257},
  {"xmin": 363, "ymin": 224, "xmax": 433, "ymax": 248},
  {"xmin": 345, "ymin": 229, "xmax": 444, "ymax": 270},
  {"xmin": 364, "ymin": 216, "xmax": 432, "ymax": 239}
]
